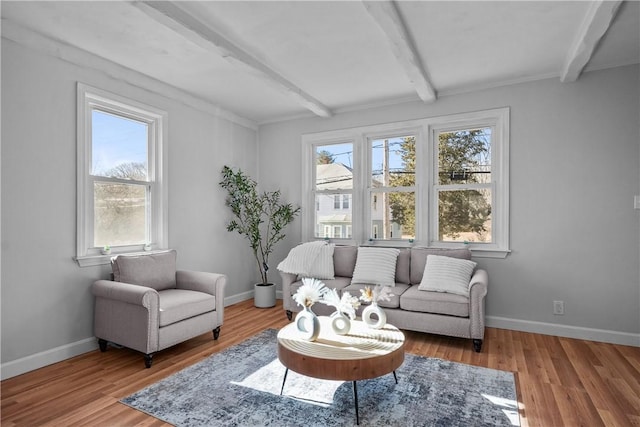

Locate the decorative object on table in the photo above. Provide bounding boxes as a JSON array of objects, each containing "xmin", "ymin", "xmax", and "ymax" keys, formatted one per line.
[
  {"xmin": 292, "ymin": 278, "xmax": 327, "ymax": 341},
  {"xmin": 219, "ymin": 165, "xmax": 300, "ymax": 308},
  {"xmin": 121, "ymin": 329, "xmax": 519, "ymax": 427},
  {"xmin": 320, "ymin": 288, "xmax": 360, "ymax": 335},
  {"xmin": 360, "ymin": 285, "xmax": 394, "ymax": 329}
]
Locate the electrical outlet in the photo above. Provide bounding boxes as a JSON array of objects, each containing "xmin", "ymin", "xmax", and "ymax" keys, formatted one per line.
[{"xmin": 553, "ymin": 300, "xmax": 564, "ymax": 315}]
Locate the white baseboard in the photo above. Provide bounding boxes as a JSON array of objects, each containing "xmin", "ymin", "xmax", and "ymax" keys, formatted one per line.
[
  {"xmin": 4, "ymin": 309, "xmax": 636, "ymax": 381},
  {"xmin": 1, "ymin": 337, "xmax": 98, "ymax": 380},
  {"xmin": 486, "ymin": 315, "xmax": 640, "ymax": 347}
]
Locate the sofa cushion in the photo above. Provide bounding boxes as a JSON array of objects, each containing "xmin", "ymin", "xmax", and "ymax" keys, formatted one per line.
[
  {"xmin": 351, "ymin": 247, "xmax": 400, "ymax": 287},
  {"xmin": 410, "ymin": 247, "xmax": 472, "ymax": 284},
  {"xmin": 400, "ymin": 285, "xmax": 469, "ymax": 317},
  {"xmin": 158, "ymin": 289, "xmax": 216, "ymax": 327},
  {"xmin": 395, "ymin": 248, "xmax": 411, "ymax": 284},
  {"xmin": 333, "ymin": 245, "xmax": 358, "ymax": 278},
  {"xmin": 342, "ymin": 283, "xmax": 410, "ymax": 309},
  {"xmin": 112, "ymin": 250, "xmax": 177, "ymax": 291},
  {"xmin": 418, "ymin": 255, "xmax": 477, "ymax": 297}
]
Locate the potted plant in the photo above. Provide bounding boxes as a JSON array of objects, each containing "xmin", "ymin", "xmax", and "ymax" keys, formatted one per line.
[{"xmin": 220, "ymin": 165, "xmax": 301, "ymax": 307}]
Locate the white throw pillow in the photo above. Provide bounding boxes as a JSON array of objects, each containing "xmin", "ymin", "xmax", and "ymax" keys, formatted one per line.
[
  {"xmin": 418, "ymin": 255, "xmax": 477, "ymax": 297},
  {"xmin": 306, "ymin": 243, "xmax": 335, "ymax": 280},
  {"xmin": 351, "ymin": 247, "xmax": 400, "ymax": 287}
]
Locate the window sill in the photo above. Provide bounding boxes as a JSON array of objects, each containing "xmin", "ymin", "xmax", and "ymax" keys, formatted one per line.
[{"xmin": 74, "ymin": 249, "xmax": 170, "ymax": 267}]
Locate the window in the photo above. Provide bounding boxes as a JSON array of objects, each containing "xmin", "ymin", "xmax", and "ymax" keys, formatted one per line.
[
  {"xmin": 76, "ymin": 83, "xmax": 168, "ymax": 266},
  {"xmin": 302, "ymin": 108, "xmax": 509, "ymax": 257},
  {"xmin": 311, "ymin": 142, "xmax": 353, "ymax": 240}
]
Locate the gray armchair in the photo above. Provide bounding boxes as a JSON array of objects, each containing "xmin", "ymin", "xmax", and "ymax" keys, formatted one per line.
[{"xmin": 91, "ymin": 250, "xmax": 226, "ymax": 368}]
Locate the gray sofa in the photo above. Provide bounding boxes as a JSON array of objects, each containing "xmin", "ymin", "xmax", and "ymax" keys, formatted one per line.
[
  {"xmin": 280, "ymin": 245, "xmax": 488, "ymax": 352},
  {"xmin": 92, "ymin": 250, "xmax": 226, "ymax": 367}
]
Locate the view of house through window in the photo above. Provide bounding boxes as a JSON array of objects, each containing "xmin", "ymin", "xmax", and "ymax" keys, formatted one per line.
[
  {"xmin": 92, "ymin": 110, "xmax": 149, "ymax": 247},
  {"xmin": 314, "ymin": 143, "xmax": 353, "ymax": 239}
]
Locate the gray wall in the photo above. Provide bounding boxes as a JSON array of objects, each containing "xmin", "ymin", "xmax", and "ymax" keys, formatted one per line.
[
  {"xmin": 1, "ymin": 37, "xmax": 260, "ymax": 373},
  {"xmin": 258, "ymin": 65, "xmax": 640, "ymax": 342}
]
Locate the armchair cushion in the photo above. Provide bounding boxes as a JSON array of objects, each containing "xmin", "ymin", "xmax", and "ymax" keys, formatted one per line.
[
  {"xmin": 418, "ymin": 255, "xmax": 477, "ymax": 297},
  {"xmin": 112, "ymin": 250, "xmax": 177, "ymax": 291},
  {"xmin": 401, "ymin": 285, "xmax": 469, "ymax": 317},
  {"xmin": 158, "ymin": 289, "xmax": 216, "ymax": 327}
]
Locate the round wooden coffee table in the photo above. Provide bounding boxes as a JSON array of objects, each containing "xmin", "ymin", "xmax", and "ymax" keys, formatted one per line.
[{"xmin": 277, "ymin": 316, "xmax": 405, "ymax": 424}]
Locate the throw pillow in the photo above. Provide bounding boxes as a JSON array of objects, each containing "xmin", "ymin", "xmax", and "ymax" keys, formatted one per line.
[
  {"xmin": 306, "ymin": 243, "xmax": 335, "ymax": 280},
  {"xmin": 351, "ymin": 247, "xmax": 400, "ymax": 287},
  {"xmin": 418, "ymin": 254, "xmax": 477, "ymax": 297}
]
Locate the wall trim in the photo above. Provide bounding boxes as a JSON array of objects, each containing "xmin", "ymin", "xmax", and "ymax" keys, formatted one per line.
[
  {"xmin": 3, "ymin": 311, "xmax": 636, "ymax": 380},
  {"xmin": 1, "ymin": 337, "xmax": 98, "ymax": 380},
  {"xmin": 1, "ymin": 19, "xmax": 258, "ymax": 131},
  {"xmin": 486, "ymin": 315, "xmax": 640, "ymax": 347}
]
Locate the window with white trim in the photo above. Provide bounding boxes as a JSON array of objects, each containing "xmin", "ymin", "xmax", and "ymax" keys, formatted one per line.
[
  {"xmin": 302, "ymin": 108, "xmax": 510, "ymax": 257},
  {"xmin": 76, "ymin": 83, "xmax": 168, "ymax": 266}
]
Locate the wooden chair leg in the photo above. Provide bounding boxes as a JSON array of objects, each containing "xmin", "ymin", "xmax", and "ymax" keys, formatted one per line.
[
  {"xmin": 286, "ymin": 310, "xmax": 293, "ymax": 321},
  {"xmin": 473, "ymin": 339, "xmax": 483, "ymax": 352},
  {"xmin": 213, "ymin": 326, "xmax": 221, "ymax": 340},
  {"xmin": 98, "ymin": 339, "xmax": 108, "ymax": 352},
  {"xmin": 144, "ymin": 353, "xmax": 153, "ymax": 368}
]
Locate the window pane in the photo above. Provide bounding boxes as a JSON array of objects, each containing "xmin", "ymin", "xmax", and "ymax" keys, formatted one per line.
[
  {"xmin": 370, "ymin": 191, "xmax": 415, "ymax": 239},
  {"xmin": 316, "ymin": 143, "xmax": 353, "ymax": 190},
  {"xmin": 438, "ymin": 189, "xmax": 492, "ymax": 242},
  {"xmin": 94, "ymin": 182, "xmax": 147, "ymax": 246},
  {"xmin": 315, "ymin": 194, "xmax": 351, "ymax": 238},
  {"xmin": 371, "ymin": 136, "xmax": 415, "ymax": 187},
  {"xmin": 438, "ymin": 128, "xmax": 491, "ymax": 185},
  {"xmin": 92, "ymin": 110, "xmax": 148, "ymax": 180}
]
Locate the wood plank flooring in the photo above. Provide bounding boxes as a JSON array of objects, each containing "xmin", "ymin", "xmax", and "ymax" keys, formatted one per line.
[{"xmin": 2, "ymin": 299, "xmax": 639, "ymax": 426}]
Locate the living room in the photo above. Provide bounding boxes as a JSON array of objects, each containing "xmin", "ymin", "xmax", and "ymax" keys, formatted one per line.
[{"xmin": 1, "ymin": 1, "xmax": 639, "ymax": 426}]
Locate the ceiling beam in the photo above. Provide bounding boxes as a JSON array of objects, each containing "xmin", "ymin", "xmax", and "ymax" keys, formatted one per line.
[
  {"xmin": 132, "ymin": 1, "xmax": 332, "ymax": 118},
  {"xmin": 560, "ymin": 0, "xmax": 623, "ymax": 83},
  {"xmin": 362, "ymin": 0, "xmax": 436, "ymax": 103}
]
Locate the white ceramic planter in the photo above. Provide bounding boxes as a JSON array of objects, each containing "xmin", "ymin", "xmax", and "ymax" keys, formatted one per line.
[{"xmin": 254, "ymin": 283, "xmax": 276, "ymax": 308}]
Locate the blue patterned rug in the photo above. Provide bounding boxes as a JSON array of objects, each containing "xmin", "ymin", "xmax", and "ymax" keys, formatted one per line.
[{"xmin": 121, "ymin": 329, "xmax": 519, "ymax": 426}]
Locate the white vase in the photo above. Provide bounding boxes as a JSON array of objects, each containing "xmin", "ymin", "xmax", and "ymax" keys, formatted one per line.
[
  {"xmin": 330, "ymin": 311, "xmax": 351, "ymax": 335},
  {"xmin": 295, "ymin": 306, "xmax": 320, "ymax": 341},
  {"xmin": 362, "ymin": 302, "xmax": 386, "ymax": 329}
]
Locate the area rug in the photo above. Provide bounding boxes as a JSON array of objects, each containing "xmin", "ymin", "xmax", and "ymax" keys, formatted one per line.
[{"xmin": 121, "ymin": 329, "xmax": 519, "ymax": 426}]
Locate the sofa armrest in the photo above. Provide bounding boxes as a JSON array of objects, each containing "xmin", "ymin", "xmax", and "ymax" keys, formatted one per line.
[
  {"xmin": 92, "ymin": 280, "xmax": 159, "ymax": 308},
  {"xmin": 176, "ymin": 270, "xmax": 227, "ymax": 323},
  {"xmin": 468, "ymin": 269, "xmax": 489, "ymax": 340},
  {"xmin": 280, "ymin": 272, "xmax": 298, "ymax": 311}
]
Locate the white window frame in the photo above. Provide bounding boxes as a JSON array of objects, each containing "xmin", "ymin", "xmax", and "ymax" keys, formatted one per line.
[
  {"xmin": 75, "ymin": 83, "xmax": 168, "ymax": 266},
  {"xmin": 302, "ymin": 108, "xmax": 510, "ymax": 258}
]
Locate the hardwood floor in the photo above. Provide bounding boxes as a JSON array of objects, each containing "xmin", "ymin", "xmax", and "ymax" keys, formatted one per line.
[{"xmin": 2, "ymin": 299, "xmax": 639, "ymax": 426}]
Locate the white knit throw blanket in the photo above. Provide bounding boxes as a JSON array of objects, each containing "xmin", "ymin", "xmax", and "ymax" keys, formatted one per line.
[{"xmin": 277, "ymin": 241, "xmax": 328, "ymax": 277}]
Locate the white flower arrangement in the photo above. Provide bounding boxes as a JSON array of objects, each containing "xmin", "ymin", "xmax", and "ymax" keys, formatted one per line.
[
  {"xmin": 320, "ymin": 288, "xmax": 361, "ymax": 320},
  {"xmin": 293, "ymin": 278, "xmax": 327, "ymax": 308},
  {"xmin": 360, "ymin": 285, "xmax": 394, "ymax": 303}
]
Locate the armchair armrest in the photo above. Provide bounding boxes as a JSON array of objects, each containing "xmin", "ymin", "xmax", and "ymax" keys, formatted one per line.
[
  {"xmin": 176, "ymin": 270, "xmax": 227, "ymax": 324},
  {"xmin": 92, "ymin": 280, "xmax": 159, "ymax": 308},
  {"xmin": 91, "ymin": 280, "xmax": 160, "ymax": 354}
]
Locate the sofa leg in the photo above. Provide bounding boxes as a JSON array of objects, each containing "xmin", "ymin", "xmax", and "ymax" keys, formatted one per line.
[
  {"xmin": 144, "ymin": 353, "xmax": 153, "ymax": 368},
  {"xmin": 286, "ymin": 310, "xmax": 293, "ymax": 321},
  {"xmin": 213, "ymin": 326, "xmax": 221, "ymax": 340},
  {"xmin": 98, "ymin": 339, "xmax": 108, "ymax": 352},
  {"xmin": 473, "ymin": 339, "xmax": 483, "ymax": 353}
]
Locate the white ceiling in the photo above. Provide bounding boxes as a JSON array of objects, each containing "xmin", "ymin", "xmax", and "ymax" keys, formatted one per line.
[{"xmin": 2, "ymin": 1, "xmax": 639, "ymax": 125}]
